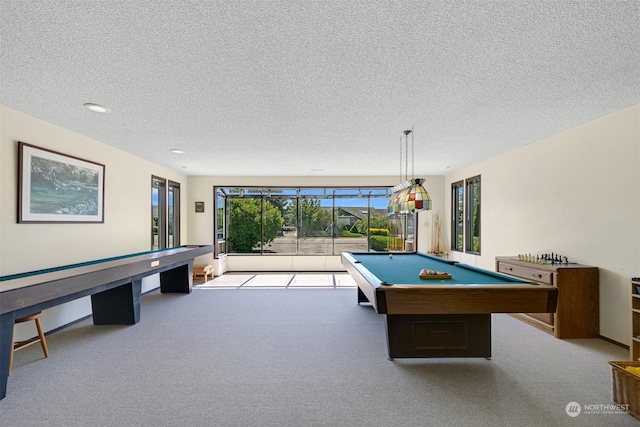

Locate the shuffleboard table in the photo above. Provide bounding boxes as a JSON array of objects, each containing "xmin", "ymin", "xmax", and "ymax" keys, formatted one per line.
[
  {"xmin": 342, "ymin": 252, "xmax": 558, "ymax": 360},
  {"xmin": 0, "ymin": 245, "xmax": 213, "ymax": 400}
]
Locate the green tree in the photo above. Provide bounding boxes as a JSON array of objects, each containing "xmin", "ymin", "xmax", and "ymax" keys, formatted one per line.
[
  {"xmin": 295, "ymin": 198, "xmax": 332, "ymax": 237},
  {"xmin": 355, "ymin": 209, "xmax": 396, "ymax": 235},
  {"xmin": 267, "ymin": 198, "xmax": 288, "ymax": 216},
  {"xmin": 282, "ymin": 201, "xmax": 296, "ymax": 230},
  {"xmin": 228, "ymin": 199, "xmax": 284, "ymax": 253}
]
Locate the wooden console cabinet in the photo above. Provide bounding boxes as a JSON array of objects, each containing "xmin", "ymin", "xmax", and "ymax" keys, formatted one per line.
[{"xmin": 495, "ymin": 257, "xmax": 599, "ymax": 338}]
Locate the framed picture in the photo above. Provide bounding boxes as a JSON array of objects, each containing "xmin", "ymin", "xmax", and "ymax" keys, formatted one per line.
[
  {"xmin": 18, "ymin": 142, "xmax": 105, "ymax": 223},
  {"xmin": 195, "ymin": 201, "xmax": 205, "ymax": 213}
]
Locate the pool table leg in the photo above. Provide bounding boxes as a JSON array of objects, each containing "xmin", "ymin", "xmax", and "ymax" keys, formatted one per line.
[
  {"xmin": 357, "ymin": 287, "xmax": 369, "ymax": 305},
  {"xmin": 384, "ymin": 314, "xmax": 492, "ymax": 359}
]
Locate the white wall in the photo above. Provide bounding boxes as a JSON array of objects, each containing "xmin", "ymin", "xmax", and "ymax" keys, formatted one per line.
[
  {"xmin": 186, "ymin": 175, "xmax": 445, "ymax": 271},
  {"xmin": 444, "ymin": 105, "xmax": 640, "ymax": 345},
  {"xmin": 1, "ymin": 106, "xmax": 189, "ymax": 339},
  {"xmin": 414, "ymin": 177, "xmax": 446, "ymax": 255},
  {"xmin": 4, "ymin": 103, "xmax": 637, "ymax": 346}
]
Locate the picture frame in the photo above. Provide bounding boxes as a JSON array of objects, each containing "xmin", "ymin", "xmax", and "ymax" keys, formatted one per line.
[
  {"xmin": 195, "ymin": 201, "xmax": 205, "ymax": 213},
  {"xmin": 18, "ymin": 142, "xmax": 105, "ymax": 223}
]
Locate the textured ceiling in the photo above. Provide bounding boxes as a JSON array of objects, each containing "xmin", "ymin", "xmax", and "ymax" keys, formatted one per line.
[{"xmin": 1, "ymin": 1, "xmax": 638, "ymax": 176}]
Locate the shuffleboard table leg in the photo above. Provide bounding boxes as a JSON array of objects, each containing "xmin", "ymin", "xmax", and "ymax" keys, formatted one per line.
[
  {"xmin": 91, "ymin": 280, "xmax": 141, "ymax": 325},
  {"xmin": 160, "ymin": 262, "xmax": 192, "ymax": 293},
  {"xmin": 0, "ymin": 312, "xmax": 16, "ymax": 400}
]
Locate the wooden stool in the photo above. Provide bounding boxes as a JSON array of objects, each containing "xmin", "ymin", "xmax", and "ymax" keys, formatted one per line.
[
  {"xmin": 9, "ymin": 312, "xmax": 49, "ymax": 375},
  {"xmin": 203, "ymin": 265, "xmax": 214, "ymax": 282},
  {"xmin": 193, "ymin": 265, "xmax": 207, "ymax": 281},
  {"xmin": 193, "ymin": 265, "xmax": 215, "ymax": 282}
]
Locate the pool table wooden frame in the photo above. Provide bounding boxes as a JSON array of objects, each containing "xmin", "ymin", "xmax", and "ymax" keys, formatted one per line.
[{"xmin": 342, "ymin": 252, "xmax": 558, "ymax": 360}]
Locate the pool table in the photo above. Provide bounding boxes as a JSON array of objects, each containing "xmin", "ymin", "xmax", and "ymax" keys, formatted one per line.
[{"xmin": 342, "ymin": 252, "xmax": 558, "ymax": 360}]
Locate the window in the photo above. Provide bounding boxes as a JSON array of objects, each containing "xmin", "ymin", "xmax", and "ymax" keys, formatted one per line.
[
  {"xmin": 214, "ymin": 187, "xmax": 409, "ymax": 256},
  {"xmin": 152, "ymin": 176, "xmax": 166, "ymax": 250},
  {"xmin": 215, "ymin": 189, "xmax": 227, "ymax": 254},
  {"xmin": 334, "ymin": 190, "xmax": 369, "ymax": 254},
  {"xmin": 450, "ymin": 176, "xmax": 481, "ymax": 254},
  {"xmin": 298, "ymin": 189, "xmax": 333, "ymax": 254},
  {"xmin": 465, "ymin": 175, "xmax": 481, "ymax": 254},
  {"xmin": 168, "ymin": 181, "xmax": 180, "ymax": 248},
  {"xmin": 451, "ymin": 181, "xmax": 464, "ymax": 252},
  {"xmin": 152, "ymin": 176, "xmax": 181, "ymax": 250}
]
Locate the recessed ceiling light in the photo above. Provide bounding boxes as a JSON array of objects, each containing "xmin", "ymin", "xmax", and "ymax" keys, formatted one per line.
[
  {"xmin": 83, "ymin": 103, "xmax": 110, "ymax": 113},
  {"xmin": 170, "ymin": 149, "xmax": 186, "ymax": 154},
  {"xmin": 310, "ymin": 168, "xmax": 324, "ymax": 172},
  {"xmin": 442, "ymin": 165, "xmax": 452, "ymax": 170}
]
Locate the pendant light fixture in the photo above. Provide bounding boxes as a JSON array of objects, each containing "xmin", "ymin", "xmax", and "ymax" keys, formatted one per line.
[{"xmin": 387, "ymin": 127, "xmax": 432, "ymax": 214}]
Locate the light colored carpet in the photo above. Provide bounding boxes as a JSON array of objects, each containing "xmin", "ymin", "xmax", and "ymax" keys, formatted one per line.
[{"xmin": 0, "ymin": 286, "xmax": 635, "ymax": 427}]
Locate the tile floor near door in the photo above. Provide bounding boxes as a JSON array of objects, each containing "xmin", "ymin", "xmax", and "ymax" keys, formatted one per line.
[{"xmin": 194, "ymin": 273, "xmax": 357, "ymax": 289}]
